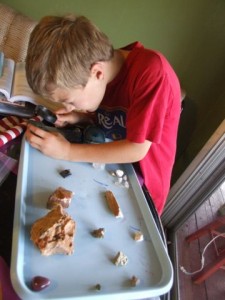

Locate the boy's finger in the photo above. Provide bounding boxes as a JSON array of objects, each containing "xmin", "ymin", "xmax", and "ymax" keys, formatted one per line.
[{"xmin": 27, "ymin": 124, "xmax": 47, "ymax": 138}]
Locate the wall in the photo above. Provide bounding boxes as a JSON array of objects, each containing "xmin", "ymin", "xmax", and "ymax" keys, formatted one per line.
[{"xmin": 1, "ymin": 0, "xmax": 225, "ymax": 180}]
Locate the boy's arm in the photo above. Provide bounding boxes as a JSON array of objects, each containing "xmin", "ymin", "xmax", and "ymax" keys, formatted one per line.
[
  {"xmin": 26, "ymin": 124, "xmax": 151, "ymax": 163},
  {"xmin": 67, "ymin": 139, "xmax": 151, "ymax": 163}
]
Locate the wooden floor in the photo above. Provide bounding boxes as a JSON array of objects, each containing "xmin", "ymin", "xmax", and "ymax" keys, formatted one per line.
[{"xmin": 176, "ymin": 180, "xmax": 225, "ymax": 300}]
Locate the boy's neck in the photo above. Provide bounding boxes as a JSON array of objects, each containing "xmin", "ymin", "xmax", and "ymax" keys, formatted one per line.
[{"xmin": 106, "ymin": 49, "xmax": 129, "ymax": 83}]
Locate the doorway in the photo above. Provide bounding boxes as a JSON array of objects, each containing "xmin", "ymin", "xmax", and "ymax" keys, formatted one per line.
[{"xmin": 162, "ymin": 120, "xmax": 225, "ymax": 299}]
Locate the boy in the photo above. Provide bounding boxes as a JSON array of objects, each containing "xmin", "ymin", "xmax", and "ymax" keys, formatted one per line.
[{"xmin": 25, "ymin": 14, "xmax": 181, "ymax": 215}]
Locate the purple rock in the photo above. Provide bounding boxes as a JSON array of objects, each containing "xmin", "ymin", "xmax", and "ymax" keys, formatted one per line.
[{"xmin": 31, "ymin": 276, "xmax": 50, "ymax": 291}]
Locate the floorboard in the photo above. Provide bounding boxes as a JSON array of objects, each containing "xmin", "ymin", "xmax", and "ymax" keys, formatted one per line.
[{"xmin": 176, "ymin": 180, "xmax": 225, "ymax": 300}]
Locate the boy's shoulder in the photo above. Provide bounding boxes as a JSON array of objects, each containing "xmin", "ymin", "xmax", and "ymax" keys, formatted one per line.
[
  {"xmin": 122, "ymin": 42, "xmax": 164, "ymax": 64},
  {"xmin": 122, "ymin": 42, "xmax": 166, "ymax": 75},
  {"xmin": 119, "ymin": 42, "xmax": 179, "ymax": 88},
  {"xmin": 122, "ymin": 41, "xmax": 155, "ymax": 55}
]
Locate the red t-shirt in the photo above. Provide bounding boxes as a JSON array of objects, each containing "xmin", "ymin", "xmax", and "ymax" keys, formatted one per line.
[{"xmin": 96, "ymin": 42, "xmax": 181, "ymax": 215}]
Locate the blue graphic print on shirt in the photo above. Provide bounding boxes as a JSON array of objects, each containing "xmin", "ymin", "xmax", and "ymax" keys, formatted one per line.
[{"xmin": 96, "ymin": 108, "xmax": 127, "ymax": 140}]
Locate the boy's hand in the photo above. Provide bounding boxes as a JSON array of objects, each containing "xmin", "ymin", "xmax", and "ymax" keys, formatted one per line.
[
  {"xmin": 54, "ymin": 108, "xmax": 92, "ymax": 128},
  {"xmin": 25, "ymin": 123, "xmax": 71, "ymax": 160}
]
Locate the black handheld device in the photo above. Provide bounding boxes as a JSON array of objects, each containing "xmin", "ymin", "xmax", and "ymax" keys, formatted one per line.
[
  {"xmin": 30, "ymin": 105, "xmax": 105, "ymax": 143},
  {"xmin": 28, "ymin": 120, "xmax": 105, "ymax": 144},
  {"xmin": 35, "ymin": 105, "xmax": 57, "ymax": 124}
]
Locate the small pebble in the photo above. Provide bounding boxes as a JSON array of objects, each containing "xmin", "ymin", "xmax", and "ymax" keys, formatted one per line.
[
  {"xmin": 95, "ymin": 283, "xmax": 101, "ymax": 291},
  {"xmin": 133, "ymin": 231, "xmax": 144, "ymax": 242},
  {"xmin": 114, "ymin": 181, "xmax": 121, "ymax": 186},
  {"xmin": 59, "ymin": 169, "xmax": 72, "ymax": 178},
  {"xmin": 110, "ymin": 169, "xmax": 129, "ymax": 189},
  {"xmin": 115, "ymin": 169, "xmax": 124, "ymax": 177},
  {"xmin": 31, "ymin": 276, "xmax": 50, "ymax": 291},
  {"xmin": 91, "ymin": 228, "xmax": 105, "ymax": 238},
  {"xmin": 117, "ymin": 177, "xmax": 123, "ymax": 183},
  {"xmin": 130, "ymin": 275, "xmax": 140, "ymax": 287},
  {"xmin": 123, "ymin": 175, "xmax": 128, "ymax": 181},
  {"xmin": 123, "ymin": 181, "xmax": 130, "ymax": 188},
  {"xmin": 113, "ymin": 251, "xmax": 128, "ymax": 266},
  {"xmin": 92, "ymin": 163, "xmax": 105, "ymax": 170}
]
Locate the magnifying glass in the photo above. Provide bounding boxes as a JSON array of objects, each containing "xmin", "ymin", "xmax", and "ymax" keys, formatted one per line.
[
  {"xmin": 35, "ymin": 105, "xmax": 57, "ymax": 124},
  {"xmin": 31, "ymin": 105, "xmax": 105, "ymax": 144}
]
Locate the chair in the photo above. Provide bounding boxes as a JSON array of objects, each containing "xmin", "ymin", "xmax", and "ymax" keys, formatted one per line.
[
  {"xmin": 0, "ymin": 3, "xmax": 37, "ymax": 63},
  {"xmin": 186, "ymin": 215, "xmax": 225, "ymax": 284}
]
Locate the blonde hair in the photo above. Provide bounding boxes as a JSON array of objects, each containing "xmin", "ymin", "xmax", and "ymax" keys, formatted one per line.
[{"xmin": 25, "ymin": 15, "xmax": 114, "ymax": 96}]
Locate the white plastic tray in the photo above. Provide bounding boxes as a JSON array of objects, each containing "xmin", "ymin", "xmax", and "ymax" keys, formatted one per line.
[{"xmin": 11, "ymin": 138, "xmax": 173, "ymax": 300}]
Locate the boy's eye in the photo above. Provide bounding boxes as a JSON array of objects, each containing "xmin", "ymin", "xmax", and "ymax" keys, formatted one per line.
[{"xmin": 62, "ymin": 101, "xmax": 73, "ymax": 106}]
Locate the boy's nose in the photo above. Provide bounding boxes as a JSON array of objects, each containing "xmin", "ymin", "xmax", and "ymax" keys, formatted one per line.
[{"xmin": 63, "ymin": 103, "xmax": 76, "ymax": 112}]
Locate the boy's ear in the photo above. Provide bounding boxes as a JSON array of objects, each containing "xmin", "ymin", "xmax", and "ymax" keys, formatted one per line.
[{"xmin": 90, "ymin": 62, "xmax": 104, "ymax": 80}]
